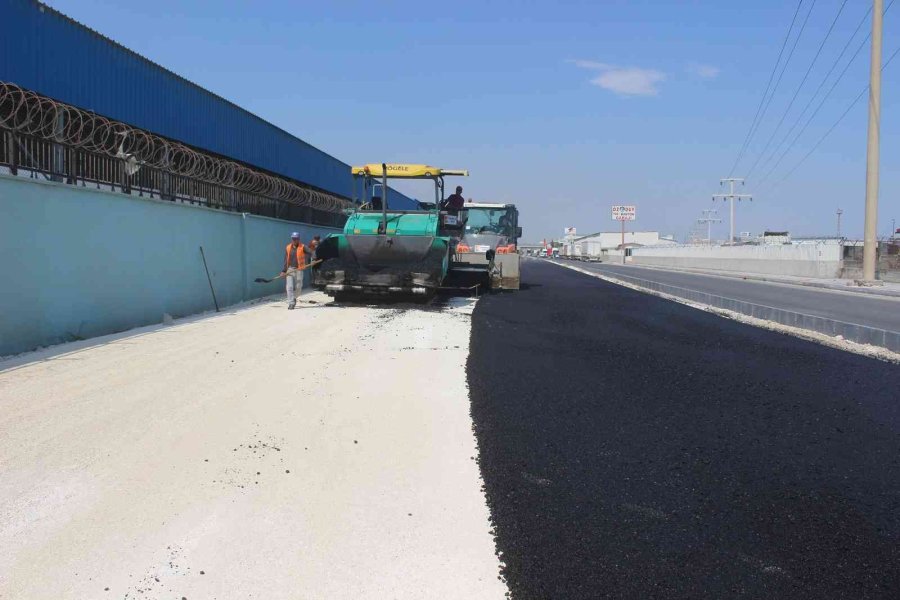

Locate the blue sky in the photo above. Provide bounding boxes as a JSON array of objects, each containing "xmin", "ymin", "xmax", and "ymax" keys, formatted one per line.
[{"xmin": 48, "ymin": 0, "xmax": 900, "ymax": 242}]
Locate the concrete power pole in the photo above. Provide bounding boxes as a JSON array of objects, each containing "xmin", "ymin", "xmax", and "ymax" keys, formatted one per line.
[
  {"xmin": 712, "ymin": 178, "xmax": 752, "ymax": 245},
  {"xmin": 697, "ymin": 209, "xmax": 722, "ymax": 245},
  {"xmin": 862, "ymin": 0, "xmax": 883, "ymax": 283},
  {"xmin": 837, "ymin": 208, "xmax": 843, "ymax": 238}
]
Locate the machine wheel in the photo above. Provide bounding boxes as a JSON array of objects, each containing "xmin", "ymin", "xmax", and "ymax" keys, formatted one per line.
[
  {"xmin": 410, "ymin": 289, "xmax": 436, "ymax": 304},
  {"xmin": 332, "ymin": 291, "xmax": 357, "ymax": 304}
]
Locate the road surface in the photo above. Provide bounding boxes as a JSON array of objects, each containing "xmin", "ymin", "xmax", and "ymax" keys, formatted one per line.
[
  {"xmin": 570, "ymin": 261, "xmax": 900, "ymax": 333},
  {"xmin": 0, "ymin": 294, "xmax": 505, "ymax": 600},
  {"xmin": 468, "ymin": 260, "xmax": 900, "ymax": 599},
  {"xmin": 5, "ymin": 261, "xmax": 900, "ymax": 600}
]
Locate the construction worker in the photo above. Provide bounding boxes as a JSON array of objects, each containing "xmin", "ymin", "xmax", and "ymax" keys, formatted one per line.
[
  {"xmin": 308, "ymin": 235, "xmax": 321, "ymax": 263},
  {"xmin": 282, "ymin": 232, "xmax": 307, "ymax": 310},
  {"xmin": 443, "ymin": 186, "xmax": 465, "ymax": 211}
]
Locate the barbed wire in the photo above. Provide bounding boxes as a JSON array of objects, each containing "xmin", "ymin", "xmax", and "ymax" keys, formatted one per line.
[{"xmin": 0, "ymin": 81, "xmax": 352, "ymax": 213}]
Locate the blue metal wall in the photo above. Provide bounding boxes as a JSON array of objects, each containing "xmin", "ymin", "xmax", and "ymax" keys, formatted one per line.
[{"xmin": 0, "ymin": 0, "xmax": 416, "ymax": 209}]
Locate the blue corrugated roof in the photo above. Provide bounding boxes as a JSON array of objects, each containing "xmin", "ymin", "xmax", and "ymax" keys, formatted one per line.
[{"xmin": 0, "ymin": 0, "xmax": 417, "ymax": 208}]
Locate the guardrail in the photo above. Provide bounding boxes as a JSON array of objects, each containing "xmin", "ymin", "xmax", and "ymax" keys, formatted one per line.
[
  {"xmin": 568, "ymin": 265, "xmax": 900, "ymax": 353},
  {"xmin": 0, "ymin": 127, "xmax": 345, "ymax": 228}
]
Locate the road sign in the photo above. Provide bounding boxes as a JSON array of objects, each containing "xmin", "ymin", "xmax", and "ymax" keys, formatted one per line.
[
  {"xmin": 611, "ymin": 205, "xmax": 636, "ymax": 221},
  {"xmin": 564, "ymin": 227, "xmax": 577, "ymax": 236},
  {"xmin": 611, "ymin": 206, "xmax": 636, "ymax": 264}
]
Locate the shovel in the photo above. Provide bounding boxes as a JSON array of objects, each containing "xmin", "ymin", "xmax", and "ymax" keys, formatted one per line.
[{"xmin": 254, "ymin": 260, "xmax": 322, "ymax": 283}]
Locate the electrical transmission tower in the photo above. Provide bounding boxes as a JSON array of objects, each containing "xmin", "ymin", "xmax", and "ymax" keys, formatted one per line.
[
  {"xmin": 687, "ymin": 223, "xmax": 705, "ymax": 245},
  {"xmin": 697, "ymin": 209, "xmax": 722, "ymax": 245},
  {"xmin": 712, "ymin": 178, "xmax": 752, "ymax": 245}
]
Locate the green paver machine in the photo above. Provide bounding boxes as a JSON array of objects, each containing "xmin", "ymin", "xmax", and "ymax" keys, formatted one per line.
[{"xmin": 312, "ymin": 163, "xmax": 468, "ymax": 301}]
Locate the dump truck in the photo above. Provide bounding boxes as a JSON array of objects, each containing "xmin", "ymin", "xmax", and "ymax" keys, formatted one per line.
[
  {"xmin": 450, "ymin": 202, "xmax": 521, "ymax": 290},
  {"xmin": 312, "ymin": 163, "xmax": 467, "ymax": 300}
]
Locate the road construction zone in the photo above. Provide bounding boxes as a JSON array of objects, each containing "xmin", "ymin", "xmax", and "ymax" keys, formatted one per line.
[{"xmin": 311, "ymin": 163, "xmax": 521, "ymax": 302}]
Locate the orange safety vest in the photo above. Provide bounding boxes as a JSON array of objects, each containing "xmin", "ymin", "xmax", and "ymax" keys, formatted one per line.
[{"xmin": 285, "ymin": 242, "xmax": 306, "ymax": 269}]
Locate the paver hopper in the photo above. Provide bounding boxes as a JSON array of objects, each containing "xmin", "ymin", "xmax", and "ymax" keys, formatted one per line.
[{"xmin": 313, "ymin": 163, "xmax": 467, "ymax": 300}]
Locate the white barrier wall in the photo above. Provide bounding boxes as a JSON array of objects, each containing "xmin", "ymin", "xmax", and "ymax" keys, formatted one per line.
[{"xmin": 630, "ymin": 243, "xmax": 842, "ymax": 278}]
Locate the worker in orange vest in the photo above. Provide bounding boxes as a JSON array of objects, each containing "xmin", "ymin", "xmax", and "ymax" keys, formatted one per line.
[{"xmin": 282, "ymin": 232, "xmax": 310, "ymax": 310}]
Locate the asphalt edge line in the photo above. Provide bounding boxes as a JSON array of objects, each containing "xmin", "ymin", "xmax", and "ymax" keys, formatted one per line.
[
  {"xmin": 545, "ymin": 260, "xmax": 900, "ymax": 364},
  {"xmin": 584, "ymin": 261, "xmax": 900, "ymax": 299},
  {"xmin": 580, "ymin": 271, "xmax": 885, "ymax": 332}
]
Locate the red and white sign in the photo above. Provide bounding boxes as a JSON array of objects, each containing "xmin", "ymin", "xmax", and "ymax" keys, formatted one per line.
[
  {"xmin": 611, "ymin": 205, "xmax": 636, "ymax": 221},
  {"xmin": 564, "ymin": 227, "xmax": 577, "ymax": 236}
]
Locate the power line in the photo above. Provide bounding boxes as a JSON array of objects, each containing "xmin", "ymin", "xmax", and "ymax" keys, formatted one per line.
[
  {"xmin": 756, "ymin": 31, "xmax": 869, "ymax": 187},
  {"xmin": 736, "ymin": 0, "xmax": 818, "ymax": 174},
  {"xmin": 755, "ymin": 4, "xmax": 888, "ymax": 189},
  {"xmin": 745, "ymin": 0, "xmax": 849, "ymax": 180},
  {"xmin": 751, "ymin": 2, "xmax": 875, "ymax": 183},
  {"xmin": 762, "ymin": 43, "xmax": 900, "ymax": 194},
  {"xmin": 727, "ymin": 1, "xmax": 805, "ymax": 177}
]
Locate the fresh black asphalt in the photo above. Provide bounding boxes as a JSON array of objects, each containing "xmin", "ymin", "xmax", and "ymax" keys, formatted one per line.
[{"xmin": 467, "ymin": 259, "xmax": 900, "ymax": 599}]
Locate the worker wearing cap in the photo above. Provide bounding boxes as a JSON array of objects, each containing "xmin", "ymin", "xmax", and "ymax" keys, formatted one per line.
[{"xmin": 282, "ymin": 232, "xmax": 307, "ymax": 310}]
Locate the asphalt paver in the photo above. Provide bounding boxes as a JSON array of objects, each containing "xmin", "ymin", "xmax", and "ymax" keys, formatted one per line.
[{"xmin": 467, "ymin": 259, "xmax": 900, "ymax": 599}]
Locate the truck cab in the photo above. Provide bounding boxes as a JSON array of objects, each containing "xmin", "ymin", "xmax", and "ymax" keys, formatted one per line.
[{"xmin": 451, "ymin": 202, "xmax": 521, "ymax": 290}]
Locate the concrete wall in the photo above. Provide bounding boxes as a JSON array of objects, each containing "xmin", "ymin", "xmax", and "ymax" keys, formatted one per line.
[
  {"xmin": 0, "ymin": 175, "xmax": 339, "ymax": 355},
  {"xmin": 629, "ymin": 243, "xmax": 842, "ymax": 278},
  {"xmin": 841, "ymin": 242, "xmax": 900, "ymax": 283}
]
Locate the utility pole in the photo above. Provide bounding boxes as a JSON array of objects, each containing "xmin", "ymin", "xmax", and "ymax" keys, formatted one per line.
[
  {"xmin": 862, "ymin": 0, "xmax": 883, "ymax": 283},
  {"xmin": 697, "ymin": 209, "xmax": 722, "ymax": 245},
  {"xmin": 836, "ymin": 208, "xmax": 843, "ymax": 238},
  {"xmin": 687, "ymin": 223, "xmax": 706, "ymax": 245},
  {"xmin": 712, "ymin": 178, "xmax": 752, "ymax": 245}
]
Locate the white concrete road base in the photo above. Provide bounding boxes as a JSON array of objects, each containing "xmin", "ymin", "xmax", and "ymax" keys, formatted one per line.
[{"xmin": 0, "ymin": 292, "xmax": 506, "ymax": 600}]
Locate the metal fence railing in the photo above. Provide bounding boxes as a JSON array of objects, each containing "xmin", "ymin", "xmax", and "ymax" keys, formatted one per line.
[{"xmin": 0, "ymin": 127, "xmax": 346, "ymax": 228}]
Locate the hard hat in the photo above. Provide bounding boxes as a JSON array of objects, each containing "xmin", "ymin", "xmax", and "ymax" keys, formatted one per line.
[{"xmin": 291, "ymin": 232, "xmax": 300, "ymax": 238}]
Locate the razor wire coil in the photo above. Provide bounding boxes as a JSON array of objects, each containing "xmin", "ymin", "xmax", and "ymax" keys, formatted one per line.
[{"xmin": 0, "ymin": 81, "xmax": 352, "ymax": 213}]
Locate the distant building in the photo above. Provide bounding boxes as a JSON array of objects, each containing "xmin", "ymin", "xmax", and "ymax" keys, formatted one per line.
[
  {"xmin": 569, "ymin": 230, "xmax": 677, "ymax": 257},
  {"xmin": 761, "ymin": 231, "xmax": 791, "ymax": 245}
]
